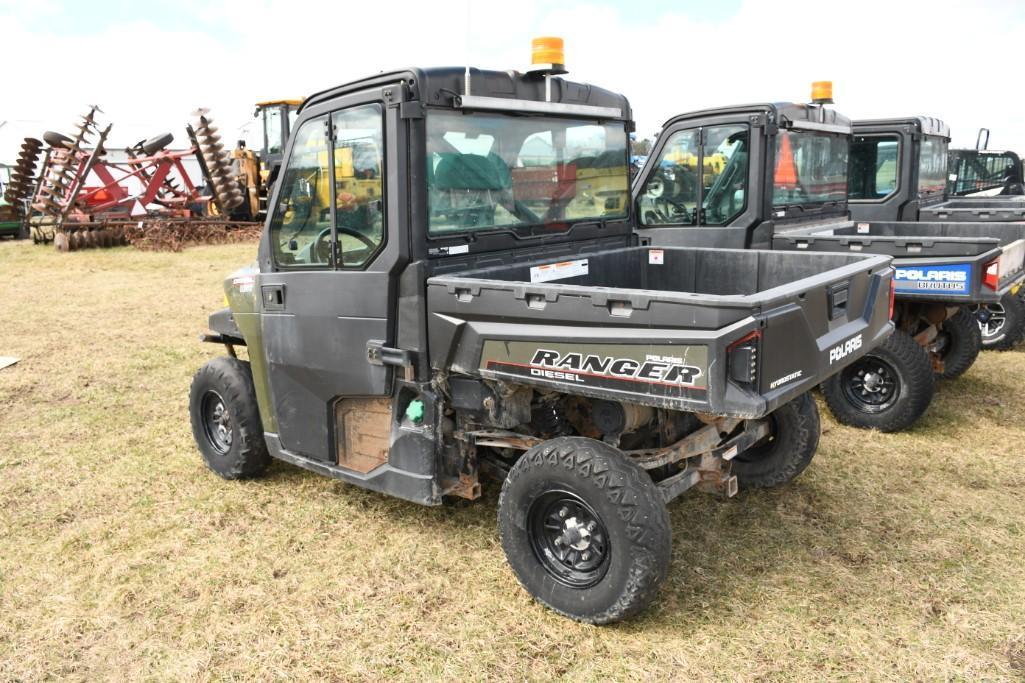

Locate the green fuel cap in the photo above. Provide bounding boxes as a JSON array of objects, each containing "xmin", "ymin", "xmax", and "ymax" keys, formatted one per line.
[{"xmin": 405, "ymin": 399, "xmax": 425, "ymax": 424}]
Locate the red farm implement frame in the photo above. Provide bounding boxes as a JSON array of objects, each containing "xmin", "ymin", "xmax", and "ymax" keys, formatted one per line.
[{"xmin": 20, "ymin": 106, "xmax": 248, "ymax": 251}]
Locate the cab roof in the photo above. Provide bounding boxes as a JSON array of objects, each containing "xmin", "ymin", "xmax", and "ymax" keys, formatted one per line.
[
  {"xmin": 660, "ymin": 102, "xmax": 851, "ymax": 134},
  {"xmin": 853, "ymin": 116, "xmax": 951, "ymax": 140},
  {"xmin": 300, "ymin": 67, "xmax": 632, "ymax": 121}
]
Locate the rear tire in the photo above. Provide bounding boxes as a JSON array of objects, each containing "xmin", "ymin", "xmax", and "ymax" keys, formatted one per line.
[
  {"xmin": 498, "ymin": 436, "xmax": 671, "ymax": 624},
  {"xmin": 821, "ymin": 329, "xmax": 934, "ymax": 432},
  {"xmin": 975, "ymin": 291, "xmax": 1025, "ymax": 351},
  {"xmin": 189, "ymin": 356, "xmax": 269, "ymax": 479},
  {"xmin": 933, "ymin": 309, "xmax": 981, "ymax": 379},
  {"xmin": 731, "ymin": 392, "xmax": 819, "ymax": 488}
]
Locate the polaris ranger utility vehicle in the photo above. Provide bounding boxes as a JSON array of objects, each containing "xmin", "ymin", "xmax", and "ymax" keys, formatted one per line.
[
  {"xmin": 849, "ymin": 117, "xmax": 1025, "ymax": 350},
  {"xmin": 188, "ymin": 54, "xmax": 894, "ymax": 623},
  {"xmin": 632, "ymin": 90, "xmax": 1025, "ymax": 433}
]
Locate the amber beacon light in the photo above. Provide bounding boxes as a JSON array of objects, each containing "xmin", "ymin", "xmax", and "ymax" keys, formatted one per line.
[
  {"xmin": 530, "ymin": 36, "xmax": 568, "ymax": 75},
  {"xmin": 811, "ymin": 80, "xmax": 834, "ymax": 104}
]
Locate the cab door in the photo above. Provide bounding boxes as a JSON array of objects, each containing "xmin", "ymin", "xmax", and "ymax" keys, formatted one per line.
[
  {"xmin": 258, "ymin": 92, "xmax": 400, "ymax": 463},
  {"xmin": 634, "ymin": 121, "xmax": 753, "ymax": 248}
]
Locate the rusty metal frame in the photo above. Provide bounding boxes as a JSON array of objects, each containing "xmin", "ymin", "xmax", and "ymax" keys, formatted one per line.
[{"xmin": 460, "ymin": 414, "xmax": 770, "ymax": 503}]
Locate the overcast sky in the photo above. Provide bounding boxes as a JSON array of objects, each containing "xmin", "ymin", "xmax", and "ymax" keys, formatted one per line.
[{"xmin": 2, "ymin": 0, "xmax": 1023, "ymax": 160}]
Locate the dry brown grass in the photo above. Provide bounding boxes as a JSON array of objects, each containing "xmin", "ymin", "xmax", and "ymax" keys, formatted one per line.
[{"xmin": 1, "ymin": 239, "xmax": 1025, "ymax": 681}]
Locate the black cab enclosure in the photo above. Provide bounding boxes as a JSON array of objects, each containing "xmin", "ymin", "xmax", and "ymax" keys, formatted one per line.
[{"xmin": 848, "ymin": 117, "xmax": 1025, "ymax": 223}]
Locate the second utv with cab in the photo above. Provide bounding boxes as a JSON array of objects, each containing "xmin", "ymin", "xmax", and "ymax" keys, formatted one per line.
[{"xmin": 633, "ymin": 99, "xmax": 1025, "ymax": 433}]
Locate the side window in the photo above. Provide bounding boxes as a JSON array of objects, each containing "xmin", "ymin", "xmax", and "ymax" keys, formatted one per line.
[
  {"xmin": 269, "ymin": 115, "xmax": 333, "ymax": 269},
  {"xmin": 639, "ymin": 129, "xmax": 699, "ymax": 226},
  {"xmin": 849, "ymin": 135, "xmax": 899, "ymax": 200},
  {"xmin": 332, "ymin": 104, "xmax": 385, "ymax": 268},
  {"xmin": 268, "ymin": 105, "xmax": 386, "ymax": 270},
  {"xmin": 701, "ymin": 125, "xmax": 748, "ymax": 225}
]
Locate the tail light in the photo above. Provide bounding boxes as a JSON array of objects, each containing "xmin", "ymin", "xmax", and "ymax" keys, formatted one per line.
[
  {"xmin": 728, "ymin": 329, "xmax": 761, "ymax": 386},
  {"xmin": 983, "ymin": 257, "xmax": 1000, "ymax": 291}
]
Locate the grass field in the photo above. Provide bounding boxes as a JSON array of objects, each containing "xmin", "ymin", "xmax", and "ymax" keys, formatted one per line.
[{"xmin": 2, "ymin": 239, "xmax": 1025, "ymax": 681}]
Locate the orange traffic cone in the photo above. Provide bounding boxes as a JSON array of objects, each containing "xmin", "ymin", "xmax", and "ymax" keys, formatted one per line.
[{"xmin": 774, "ymin": 133, "xmax": 798, "ymax": 189}]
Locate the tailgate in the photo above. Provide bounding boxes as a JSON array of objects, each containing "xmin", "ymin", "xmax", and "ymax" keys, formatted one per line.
[
  {"xmin": 773, "ymin": 222, "xmax": 1025, "ymax": 303},
  {"xmin": 889, "ymin": 240, "xmax": 1025, "ymax": 304},
  {"xmin": 752, "ymin": 257, "xmax": 893, "ymax": 413}
]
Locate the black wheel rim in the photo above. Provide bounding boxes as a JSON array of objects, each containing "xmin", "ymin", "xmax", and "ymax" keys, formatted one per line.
[
  {"xmin": 200, "ymin": 390, "xmax": 233, "ymax": 454},
  {"xmin": 527, "ymin": 490, "xmax": 611, "ymax": 589},
  {"xmin": 840, "ymin": 355, "xmax": 901, "ymax": 413},
  {"xmin": 977, "ymin": 303, "xmax": 1006, "ymax": 341}
]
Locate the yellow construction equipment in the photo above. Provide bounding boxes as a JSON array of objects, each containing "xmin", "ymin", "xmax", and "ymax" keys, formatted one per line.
[{"xmin": 227, "ymin": 99, "xmax": 303, "ymax": 220}]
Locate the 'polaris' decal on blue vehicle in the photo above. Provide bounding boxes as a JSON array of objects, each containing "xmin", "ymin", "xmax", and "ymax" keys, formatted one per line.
[{"xmin": 893, "ymin": 264, "xmax": 971, "ymax": 295}]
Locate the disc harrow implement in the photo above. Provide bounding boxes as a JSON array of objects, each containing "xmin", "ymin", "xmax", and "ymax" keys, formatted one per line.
[
  {"xmin": 20, "ymin": 106, "xmax": 255, "ymax": 252},
  {"xmin": 190, "ymin": 109, "xmax": 245, "ymax": 214},
  {"xmin": 3, "ymin": 138, "xmax": 43, "ymax": 216}
]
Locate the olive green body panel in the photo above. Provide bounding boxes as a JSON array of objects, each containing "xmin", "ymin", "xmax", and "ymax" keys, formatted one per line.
[{"xmin": 221, "ymin": 263, "xmax": 278, "ymax": 433}]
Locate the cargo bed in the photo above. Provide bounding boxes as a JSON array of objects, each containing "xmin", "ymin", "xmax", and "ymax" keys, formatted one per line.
[
  {"xmin": 772, "ymin": 221, "xmax": 1025, "ymax": 303},
  {"xmin": 427, "ymin": 245, "xmax": 893, "ymax": 419}
]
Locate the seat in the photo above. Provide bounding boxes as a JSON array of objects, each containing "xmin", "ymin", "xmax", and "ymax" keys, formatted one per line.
[
  {"xmin": 430, "ymin": 153, "xmax": 512, "ymax": 229},
  {"xmin": 432, "ymin": 152, "xmax": 511, "ymax": 191}
]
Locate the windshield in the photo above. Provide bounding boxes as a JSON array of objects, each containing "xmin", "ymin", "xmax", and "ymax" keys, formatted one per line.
[
  {"xmin": 917, "ymin": 136, "xmax": 948, "ymax": 196},
  {"xmin": 426, "ymin": 111, "xmax": 629, "ymax": 236},
  {"xmin": 772, "ymin": 130, "xmax": 848, "ymax": 206}
]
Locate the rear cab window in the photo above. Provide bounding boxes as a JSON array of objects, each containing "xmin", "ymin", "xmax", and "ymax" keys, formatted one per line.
[
  {"xmin": 426, "ymin": 111, "xmax": 629, "ymax": 237},
  {"xmin": 772, "ymin": 130, "xmax": 848, "ymax": 207}
]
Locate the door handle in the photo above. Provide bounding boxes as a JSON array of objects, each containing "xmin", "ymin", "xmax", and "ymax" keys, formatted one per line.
[{"xmin": 262, "ymin": 285, "xmax": 285, "ymax": 311}]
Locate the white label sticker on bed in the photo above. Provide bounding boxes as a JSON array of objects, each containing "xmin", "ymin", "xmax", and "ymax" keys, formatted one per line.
[
  {"xmin": 648, "ymin": 249, "xmax": 664, "ymax": 265},
  {"xmin": 530, "ymin": 259, "xmax": 589, "ymax": 283}
]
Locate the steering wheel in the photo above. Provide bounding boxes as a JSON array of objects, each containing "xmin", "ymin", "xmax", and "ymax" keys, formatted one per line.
[
  {"xmin": 313, "ymin": 226, "xmax": 379, "ymax": 264},
  {"xmin": 653, "ymin": 196, "xmax": 692, "ymax": 223}
]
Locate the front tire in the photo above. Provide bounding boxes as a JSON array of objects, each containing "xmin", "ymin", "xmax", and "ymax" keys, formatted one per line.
[
  {"xmin": 974, "ymin": 291, "xmax": 1025, "ymax": 351},
  {"xmin": 731, "ymin": 392, "xmax": 820, "ymax": 488},
  {"xmin": 821, "ymin": 329, "xmax": 934, "ymax": 432},
  {"xmin": 189, "ymin": 356, "xmax": 270, "ymax": 479},
  {"xmin": 933, "ymin": 309, "xmax": 981, "ymax": 379},
  {"xmin": 498, "ymin": 437, "xmax": 671, "ymax": 624}
]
